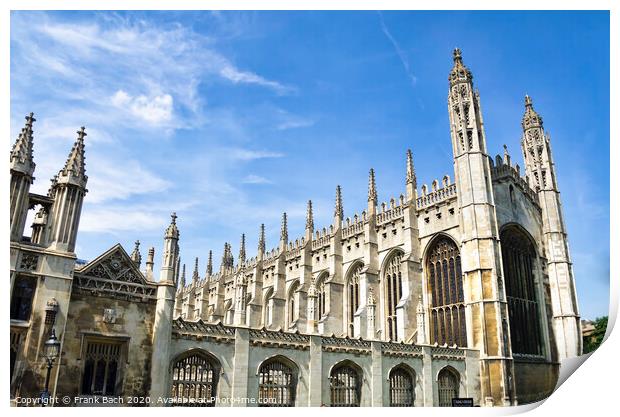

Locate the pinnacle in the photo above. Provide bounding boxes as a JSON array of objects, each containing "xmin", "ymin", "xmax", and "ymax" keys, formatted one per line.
[
  {"xmin": 334, "ymin": 185, "xmax": 343, "ymax": 219},
  {"xmin": 59, "ymin": 126, "xmax": 87, "ymax": 183},
  {"xmin": 306, "ymin": 200, "xmax": 314, "ymax": 230},
  {"xmin": 10, "ymin": 113, "xmax": 36, "ymax": 172},
  {"xmin": 368, "ymin": 168, "xmax": 377, "ymax": 203},
  {"xmin": 406, "ymin": 149, "xmax": 416, "ymax": 186}
]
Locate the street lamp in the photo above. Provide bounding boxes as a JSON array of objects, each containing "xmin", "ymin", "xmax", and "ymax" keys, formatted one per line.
[{"xmin": 41, "ymin": 328, "xmax": 60, "ymax": 406}]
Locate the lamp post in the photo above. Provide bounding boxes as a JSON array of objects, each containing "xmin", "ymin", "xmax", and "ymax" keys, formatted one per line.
[{"xmin": 41, "ymin": 328, "xmax": 60, "ymax": 406}]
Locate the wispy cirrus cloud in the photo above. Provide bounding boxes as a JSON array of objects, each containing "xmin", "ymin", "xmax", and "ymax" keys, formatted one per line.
[
  {"xmin": 378, "ymin": 12, "xmax": 417, "ymax": 87},
  {"xmin": 242, "ymin": 174, "xmax": 272, "ymax": 184}
]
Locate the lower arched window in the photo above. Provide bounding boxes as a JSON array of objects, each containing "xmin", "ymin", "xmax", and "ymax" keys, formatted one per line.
[
  {"xmin": 389, "ymin": 366, "xmax": 414, "ymax": 407},
  {"xmin": 317, "ymin": 274, "xmax": 327, "ymax": 319},
  {"xmin": 171, "ymin": 352, "xmax": 219, "ymax": 407},
  {"xmin": 437, "ymin": 368, "xmax": 459, "ymax": 407},
  {"xmin": 385, "ymin": 252, "xmax": 404, "ymax": 341},
  {"xmin": 347, "ymin": 264, "xmax": 362, "ymax": 337},
  {"xmin": 330, "ymin": 362, "xmax": 361, "ymax": 407},
  {"xmin": 258, "ymin": 358, "xmax": 296, "ymax": 407}
]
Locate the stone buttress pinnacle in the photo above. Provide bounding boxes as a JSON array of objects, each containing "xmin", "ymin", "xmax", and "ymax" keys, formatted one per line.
[
  {"xmin": 239, "ymin": 234, "xmax": 246, "ymax": 263},
  {"xmin": 280, "ymin": 212, "xmax": 288, "ymax": 243},
  {"xmin": 130, "ymin": 240, "xmax": 142, "ymax": 267},
  {"xmin": 192, "ymin": 257, "xmax": 199, "ymax": 282},
  {"xmin": 334, "ymin": 185, "xmax": 343, "ymax": 219},
  {"xmin": 207, "ymin": 250, "xmax": 213, "ymax": 276},
  {"xmin": 368, "ymin": 168, "xmax": 377, "ymax": 203},
  {"xmin": 58, "ymin": 126, "xmax": 88, "ymax": 187},
  {"xmin": 258, "ymin": 224, "xmax": 266, "ymax": 253},
  {"xmin": 406, "ymin": 149, "xmax": 416, "ymax": 186},
  {"xmin": 10, "ymin": 113, "xmax": 36, "ymax": 174},
  {"xmin": 306, "ymin": 200, "xmax": 314, "ymax": 231}
]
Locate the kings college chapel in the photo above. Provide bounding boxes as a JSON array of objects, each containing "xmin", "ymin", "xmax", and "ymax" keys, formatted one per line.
[{"xmin": 9, "ymin": 49, "xmax": 581, "ymax": 407}]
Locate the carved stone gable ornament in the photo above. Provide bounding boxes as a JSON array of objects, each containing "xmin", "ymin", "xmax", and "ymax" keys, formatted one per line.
[{"xmin": 103, "ymin": 308, "xmax": 117, "ymax": 324}]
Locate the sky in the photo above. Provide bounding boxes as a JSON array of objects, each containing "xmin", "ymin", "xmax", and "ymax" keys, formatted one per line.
[{"xmin": 9, "ymin": 11, "xmax": 609, "ymax": 320}]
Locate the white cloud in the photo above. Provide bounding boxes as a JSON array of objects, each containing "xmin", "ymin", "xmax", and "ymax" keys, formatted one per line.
[
  {"xmin": 230, "ymin": 149, "xmax": 285, "ymax": 161},
  {"xmin": 220, "ymin": 65, "xmax": 294, "ymax": 95},
  {"xmin": 87, "ymin": 159, "xmax": 172, "ymax": 204},
  {"xmin": 378, "ymin": 12, "xmax": 417, "ymax": 87},
  {"xmin": 242, "ymin": 174, "xmax": 272, "ymax": 184},
  {"xmin": 111, "ymin": 90, "xmax": 173, "ymax": 125}
]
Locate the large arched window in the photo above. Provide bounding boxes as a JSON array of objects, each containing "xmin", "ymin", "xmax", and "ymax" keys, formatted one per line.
[
  {"xmin": 287, "ymin": 281, "xmax": 300, "ymax": 329},
  {"xmin": 389, "ymin": 366, "xmax": 414, "ymax": 407},
  {"xmin": 316, "ymin": 273, "xmax": 328, "ymax": 319},
  {"xmin": 427, "ymin": 236, "xmax": 466, "ymax": 347},
  {"xmin": 258, "ymin": 357, "xmax": 297, "ymax": 407},
  {"xmin": 171, "ymin": 351, "xmax": 219, "ymax": 407},
  {"xmin": 346, "ymin": 264, "xmax": 362, "ymax": 337},
  {"xmin": 500, "ymin": 226, "xmax": 543, "ymax": 355},
  {"xmin": 384, "ymin": 252, "xmax": 404, "ymax": 341},
  {"xmin": 329, "ymin": 362, "xmax": 361, "ymax": 407},
  {"xmin": 437, "ymin": 367, "xmax": 459, "ymax": 407}
]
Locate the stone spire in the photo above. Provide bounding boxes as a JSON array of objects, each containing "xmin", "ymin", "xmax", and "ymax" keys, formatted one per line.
[
  {"xmin": 368, "ymin": 168, "xmax": 377, "ymax": 203},
  {"xmin": 406, "ymin": 149, "xmax": 416, "ymax": 186},
  {"xmin": 258, "ymin": 223, "xmax": 266, "ymax": 259},
  {"xmin": 206, "ymin": 250, "xmax": 213, "ymax": 276},
  {"xmin": 238, "ymin": 234, "xmax": 246, "ymax": 264},
  {"xmin": 145, "ymin": 247, "xmax": 155, "ymax": 279},
  {"xmin": 503, "ymin": 144, "xmax": 511, "ymax": 165},
  {"xmin": 165, "ymin": 212, "xmax": 179, "ymax": 239},
  {"xmin": 522, "ymin": 94, "xmax": 543, "ymax": 130},
  {"xmin": 58, "ymin": 126, "xmax": 88, "ymax": 187},
  {"xmin": 180, "ymin": 263, "xmax": 186, "ymax": 288},
  {"xmin": 159, "ymin": 213, "xmax": 180, "ymax": 285},
  {"xmin": 449, "ymin": 47, "xmax": 473, "ymax": 86},
  {"xmin": 305, "ymin": 200, "xmax": 314, "ymax": 231},
  {"xmin": 279, "ymin": 212, "xmax": 288, "ymax": 251},
  {"xmin": 334, "ymin": 185, "xmax": 343, "ymax": 228},
  {"xmin": 221, "ymin": 242, "xmax": 234, "ymax": 270},
  {"xmin": 48, "ymin": 126, "xmax": 89, "ymax": 252},
  {"xmin": 10, "ymin": 113, "xmax": 36, "ymax": 175},
  {"xmin": 130, "ymin": 240, "xmax": 142, "ymax": 267},
  {"xmin": 405, "ymin": 149, "xmax": 417, "ymax": 202},
  {"xmin": 10, "ymin": 113, "xmax": 37, "ymax": 241},
  {"xmin": 192, "ymin": 257, "xmax": 199, "ymax": 283},
  {"xmin": 520, "ymin": 94, "xmax": 581, "ymax": 359}
]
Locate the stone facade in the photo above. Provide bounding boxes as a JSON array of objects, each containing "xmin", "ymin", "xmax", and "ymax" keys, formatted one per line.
[{"xmin": 9, "ymin": 49, "xmax": 580, "ymax": 407}]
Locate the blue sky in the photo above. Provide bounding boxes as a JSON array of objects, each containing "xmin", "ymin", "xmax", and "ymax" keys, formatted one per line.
[{"xmin": 10, "ymin": 11, "xmax": 609, "ymax": 320}]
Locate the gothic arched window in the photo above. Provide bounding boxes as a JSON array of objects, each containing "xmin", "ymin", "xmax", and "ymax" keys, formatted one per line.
[
  {"xmin": 263, "ymin": 287, "xmax": 274, "ymax": 327},
  {"xmin": 347, "ymin": 264, "xmax": 362, "ymax": 337},
  {"xmin": 500, "ymin": 226, "xmax": 543, "ymax": 355},
  {"xmin": 287, "ymin": 281, "xmax": 299, "ymax": 329},
  {"xmin": 437, "ymin": 367, "xmax": 459, "ymax": 407},
  {"xmin": 389, "ymin": 366, "xmax": 414, "ymax": 407},
  {"xmin": 171, "ymin": 351, "xmax": 219, "ymax": 407},
  {"xmin": 329, "ymin": 362, "xmax": 361, "ymax": 407},
  {"xmin": 427, "ymin": 236, "xmax": 466, "ymax": 347},
  {"xmin": 317, "ymin": 273, "xmax": 328, "ymax": 319},
  {"xmin": 258, "ymin": 357, "xmax": 297, "ymax": 407},
  {"xmin": 384, "ymin": 252, "xmax": 404, "ymax": 341}
]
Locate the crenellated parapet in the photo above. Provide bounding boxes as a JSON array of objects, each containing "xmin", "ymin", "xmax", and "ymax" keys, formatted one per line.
[
  {"xmin": 490, "ymin": 149, "xmax": 540, "ymax": 209},
  {"xmin": 416, "ymin": 178, "xmax": 457, "ymax": 210},
  {"xmin": 376, "ymin": 196, "xmax": 405, "ymax": 226}
]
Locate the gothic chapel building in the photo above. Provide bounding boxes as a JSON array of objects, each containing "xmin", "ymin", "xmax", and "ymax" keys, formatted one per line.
[{"xmin": 9, "ymin": 49, "xmax": 581, "ymax": 407}]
